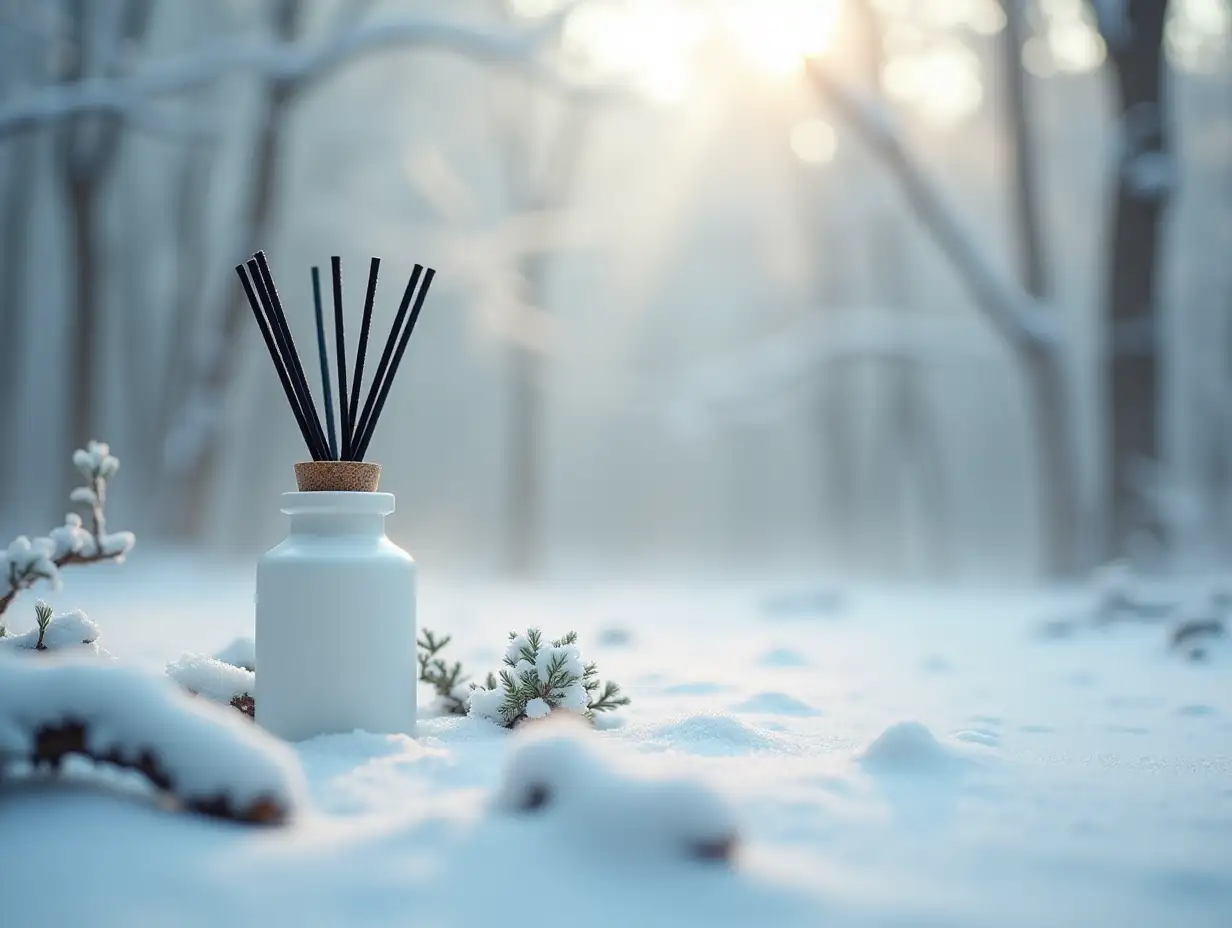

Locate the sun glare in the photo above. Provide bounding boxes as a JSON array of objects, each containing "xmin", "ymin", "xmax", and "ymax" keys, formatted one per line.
[
  {"xmin": 790, "ymin": 118, "xmax": 837, "ymax": 164},
  {"xmin": 557, "ymin": 0, "xmax": 844, "ymax": 102},
  {"xmin": 722, "ymin": 0, "xmax": 843, "ymax": 77},
  {"xmin": 562, "ymin": 1, "xmax": 709, "ymax": 103}
]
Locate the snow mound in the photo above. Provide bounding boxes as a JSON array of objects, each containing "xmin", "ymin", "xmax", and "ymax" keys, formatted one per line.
[
  {"xmin": 0, "ymin": 652, "xmax": 304, "ymax": 823},
  {"xmin": 0, "ymin": 609, "xmax": 103, "ymax": 654},
  {"xmin": 758, "ymin": 647, "xmax": 810, "ymax": 667},
  {"xmin": 648, "ymin": 714, "xmax": 774, "ymax": 754},
  {"xmin": 859, "ymin": 721, "xmax": 962, "ymax": 774},
  {"xmin": 214, "ymin": 635, "xmax": 256, "ymax": 671},
  {"xmin": 731, "ymin": 692, "xmax": 820, "ymax": 717},
  {"xmin": 166, "ymin": 653, "xmax": 255, "ymax": 704},
  {"xmin": 494, "ymin": 719, "xmax": 739, "ymax": 864}
]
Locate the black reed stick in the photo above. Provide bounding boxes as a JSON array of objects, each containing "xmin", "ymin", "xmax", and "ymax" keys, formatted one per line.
[
  {"xmin": 241, "ymin": 251, "xmax": 437, "ymax": 465},
  {"xmin": 250, "ymin": 254, "xmax": 329, "ymax": 461},
  {"xmin": 352, "ymin": 264, "xmax": 423, "ymax": 452},
  {"xmin": 331, "ymin": 256, "xmax": 351, "ymax": 459},
  {"xmin": 354, "ymin": 267, "xmax": 436, "ymax": 461},
  {"xmin": 348, "ymin": 257, "xmax": 380, "ymax": 455},
  {"xmin": 311, "ymin": 266, "xmax": 337, "ymax": 460},
  {"xmin": 236, "ymin": 264, "xmax": 320, "ymax": 459}
]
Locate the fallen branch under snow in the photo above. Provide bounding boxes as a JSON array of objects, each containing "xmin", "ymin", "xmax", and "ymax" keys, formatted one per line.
[{"xmin": 0, "ymin": 653, "xmax": 304, "ymax": 824}]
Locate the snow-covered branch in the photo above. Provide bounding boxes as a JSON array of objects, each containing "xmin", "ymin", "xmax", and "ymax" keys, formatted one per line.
[
  {"xmin": 804, "ymin": 59, "xmax": 1059, "ymax": 353},
  {"xmin": 0, "ymin": 442, "xmax": 135, "ymax": 620},
  {"xmin": 661, "ymin": 310, "xmax": 1001, "ymax": 436},
  {"xmin": 0, "ymin": 653, "xmax": 304, "ymax": 824},
  {"xmin": 0, "ymin": 7, "xmax": 577, "ymax": 138}
]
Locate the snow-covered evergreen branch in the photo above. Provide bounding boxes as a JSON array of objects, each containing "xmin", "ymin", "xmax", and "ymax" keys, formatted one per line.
[
  {"xmin": 418, "ymin": 629, "xmax": 471, "ymax": 716},
  {"xmin": 468, "ymin": 628, "xmax": 629, "ymax": 727},
  {"xmin": 0, "ymin": 442, "xmax": 135, "ymax": 621},
  {"xmin": 0, "ymin": 7, "xmax": 578, "ymax": 139},
  {"xmin": 804, "ymin": 59, "xmax": 1059, "ymax": 352}
]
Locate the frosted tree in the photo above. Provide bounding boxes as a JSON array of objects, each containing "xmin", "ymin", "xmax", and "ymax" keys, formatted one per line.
[
  {"xmin": 805, "ymin": 4, "xmax": 1087, "ymax": 575},
  {"xmin": 1091, "ymin": 1, "xmax": 1174, "ymax": 561},
  {"xmin": 0, "ymin": 1, "xmax": 582, "ymax": 537},
  {"xmin": 155, "ymin": 1, "xmax": 584, "ymax": 537}
]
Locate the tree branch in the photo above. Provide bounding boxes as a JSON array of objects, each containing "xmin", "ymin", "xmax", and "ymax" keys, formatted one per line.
[
  {"xmin": 804, "ymin": 58, "xmax": 1058, "ymax": 352},
  {"xmin": 0, "ymin": 7, "xmax": 577, "ymax": 138}
]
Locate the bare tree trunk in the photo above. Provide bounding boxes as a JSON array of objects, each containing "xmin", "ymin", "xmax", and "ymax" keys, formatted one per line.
[
  {"xmin": 161, "ymin": 0, "xmax": 302, "ymax": 538},
  {"xmin": 53, "ymin": 0, "xmax": 153, "ymax": 461},
  {"xmin": 506, "ymin": 321, "xmax": 543, "ymax": 576},
  {"xmin": 1003, "ymin": 0, "xmax": 1048, "ymax": 298},
  {"xmin": 495, "ymin": 83, "xmax": 588, "ymax": 576},
  {"xmin": 1001, "ymin": 0, "xmax": 1083, "ymax": 575},
  {"xmin": 1023, "ymin": 343, "xmax": 1083, "ymax": 575},
  {"xmin": 1098, "ymin": 0, "xmax": 1172, "ymax": 560},
  {"xmin": 854, "ymin": 0, "xmax": 949, "ymax": 575},
  {"xmin": 0, "ymin": 130, "xmax": 37, "ymax": 496},
  {"xmin": 63, "ymin": 169, "xmax": 99, "ymax": 451}
]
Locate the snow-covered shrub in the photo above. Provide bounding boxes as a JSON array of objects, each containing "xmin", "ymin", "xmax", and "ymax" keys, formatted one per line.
[
  {"xmin": 0, "ymin": 441, "xmax": 134, "ymax": 623},
  {"xmin": 0, "ymin": 600, "xmax": 107, "ymax": 656},
  {"xmin": 468, "ymin": 628, "xmax": 629, "ymax": 728},
  {"xmin": 0, "ymin": 651, "xmax": 304, "ymax": 824}
]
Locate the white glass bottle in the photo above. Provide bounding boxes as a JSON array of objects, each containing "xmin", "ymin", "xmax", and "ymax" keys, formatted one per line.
[{"xmin": 255, "ymin": 490, "xmax": 416, "ymax": 741}]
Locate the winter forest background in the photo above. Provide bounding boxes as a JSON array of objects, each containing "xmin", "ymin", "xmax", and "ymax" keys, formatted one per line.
[{"xmin": 0, "ymin": 0, "xmax": 1229, "ymax": 583}]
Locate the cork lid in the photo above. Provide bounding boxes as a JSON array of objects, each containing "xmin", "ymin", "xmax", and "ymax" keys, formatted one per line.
[{"xmin": 294, "ymin": 461, "xmax": 381, "ymax": 492}]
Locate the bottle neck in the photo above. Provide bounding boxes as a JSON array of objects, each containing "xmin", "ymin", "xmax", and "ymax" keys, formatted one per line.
[
  {"xmin": 279, "ymin": 491, "xmax": 395, "ymax": 538},
  {"xmin": 287, "ymin": 512, "xmax": 386, "ymax": 537}
]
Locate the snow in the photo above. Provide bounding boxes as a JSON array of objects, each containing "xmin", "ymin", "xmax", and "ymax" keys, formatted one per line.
[
  {"xmin": 2, "ymin": 557, "xmax": 1231, "ymax": 926},
  {"xmin": 1125, "ymin": 151, "xmax": 1176, "ymax": 200},
  {"xmin": 167, "ymin": 652, "xmax": 255, "ymax": 704},
  {"xmin": 0, "ymin": 608, "xmax": 103, "ymax": 654},
  {"xmin": 857, "ymin": 720, "xmax": 966, "ymax": 774},
  {"xmin": 0, "ymin": 651, "xmax": 305, "ymax": 816}
]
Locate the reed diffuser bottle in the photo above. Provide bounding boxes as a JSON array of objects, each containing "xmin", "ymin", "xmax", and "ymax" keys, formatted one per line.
[{"xmin": 238, "ymin": 251, "xmax": 436, "ymax": 741}]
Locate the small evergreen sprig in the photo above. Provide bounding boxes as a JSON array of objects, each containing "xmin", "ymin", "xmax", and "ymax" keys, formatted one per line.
[
  {"xmin": 468, "ymin": 628, "xmax": 629, "ymax": 728},
  {"xmin": 417, "ymin": 629, "xmax": 470, "ymax": 716},
  {"xmin": 33, "ymin": 601, "xmax": 53, "ymax": 650}
]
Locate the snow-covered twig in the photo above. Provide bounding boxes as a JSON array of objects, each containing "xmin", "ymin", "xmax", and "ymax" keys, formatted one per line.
[
  {"xmin": 167, "ymin": 653, "xmax": 257, "ymax": 718},
  {"xmin": 804, "ymin": 59, "xmax": 1058, "ymax": 352},
  {"xmin": 0, "ymin": 7, "xmax": 578, "ymax": 139},
  {"xmin": 468, "ymin": 628, "xmax": 629, "ymax": 728},
  {"xmin": 0, "ymin": 653, "xmax": 305, "ymax": 824},
  {"xmin": 0, "ymin": 442, "xmax": 135, "ymax": 621}
]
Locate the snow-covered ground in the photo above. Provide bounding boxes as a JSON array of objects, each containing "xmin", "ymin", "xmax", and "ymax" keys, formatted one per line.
[{"xmin": 2, "ymin": 556, "xmax": 1230, "ymax": 927}]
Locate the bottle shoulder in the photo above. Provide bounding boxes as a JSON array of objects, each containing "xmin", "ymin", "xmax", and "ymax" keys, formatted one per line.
[{"xmin": 260, "ymin": 535, "xmax": 414, "ymax": 565}]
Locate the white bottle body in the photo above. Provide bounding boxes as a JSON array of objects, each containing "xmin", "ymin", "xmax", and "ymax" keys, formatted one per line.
[{"xmin": 255, "ymin": 491, "xmax": 416, "ymax": 742}]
